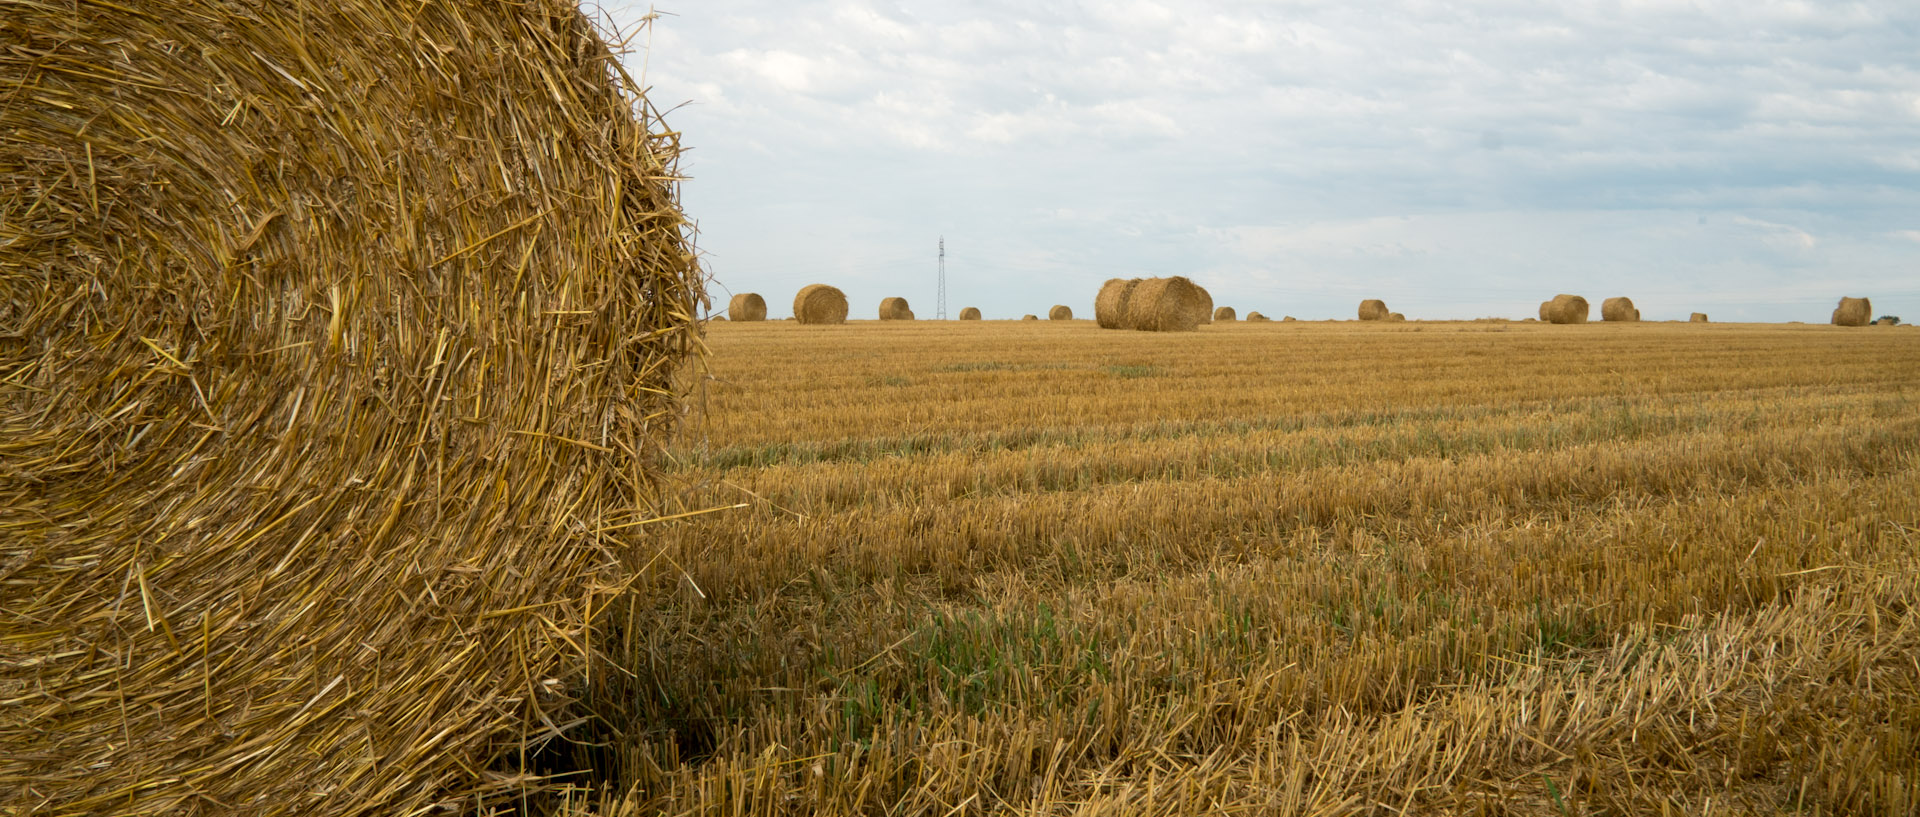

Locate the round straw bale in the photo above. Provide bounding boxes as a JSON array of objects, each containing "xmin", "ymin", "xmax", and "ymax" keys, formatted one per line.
[
  {"xmin": 1214, "ymin": 306, "xmax": 1236, "ymax": 322},
  {"xmin": 1602, "ymin": 297, "xmax": 1639, "ymax": 322},
  {"xmin": 1194, "ymin": 284, "xmax": 1215, "ymax": 325},
  {"xmin": 1022, "ymin": 314, "xmax": 1040, "ymax": 320},
  {"xmin": 1690, "ymin": 312, "xmax": 1709, "ymax": 323},
  {"xmin": 1359, "ymin": 299, "xmax": 1390, "ymax": 321},
  {"xmin": 1246, "ymin": 311, "xmax": 1270, "ymax": 321},
  {"xmin": 1050, "ymin": 304, "xmax": 1073, "ymax": 320},
  {"xmin": 1874, "ymin": 317, "xmax": 1896, "ymax": 326},
  {"xmin": 1283, "ymin": 316, "xmax": 1298, "ymax": 322},
  {"xmin": 728, "ymin": 292, "xmax": 768, "ymax": 321},
  {"xmin": 959, "ymin": 307, "xmax": 982, "ymax": 320},
  {"xmin": 794, "ymin": 284, "xmax": 850, "ymax": 324},
  {"xmin": 1123, "ymin": 276, "xmax": 1209, "ymax": 332},
  {"xmin": 711, "ymin": 314, "xmax": 728, "ymax": 321},
  {"xmin": 1542, "ymin": 294, "xmax": 1590, "ymax": 324},
  {"xmin": 0, "ymin": 5, "xmax": 703, "ymax": 815},
  {"xmin": 1831, "ymin": 297, "xmax": 1871, "ymax": 327},
  {"xmin": 1095, "ymin": 278, "xmax": 1140, "ymax": 329},
  {"xmin": 879, "ymin": 296, "xmax": 914, "ymax": 320},
  {"xmin": 1387, "ymin": 312, "xmax": 1406, "ymax": 322}
]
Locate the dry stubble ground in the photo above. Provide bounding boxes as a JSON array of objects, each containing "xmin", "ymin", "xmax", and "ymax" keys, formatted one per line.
[{"xmin": 551, "ymin": 319, "xmax": 1920, "ymax": 817}]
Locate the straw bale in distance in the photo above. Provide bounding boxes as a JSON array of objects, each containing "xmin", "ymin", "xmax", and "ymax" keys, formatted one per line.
[
  {"xmin": 1050, "ymin": 305, "xmax": 1073, "ymax": 320},
  {"xmin": 1543, "ymin": 294, "xmax": 1590, "ymax": 324},
  {"xmin": 1831, "ymin": 297, "xmax": 1871, "ymax": 327},
  {"xmin": 0, "ymin": 4, "xmax": 704, "ymax": 815},
  {"xmin": 728, "ymin": 292, "xmax": 768, "ymax": 321},
  {"xmin": 1095, "ymin": 278, "xmax": 1140, "ymax": 329},
  {"xmin": 1874, "ymin": 317, "xmax": 1896, "ymax": 326},
  {"xmin": 1359, "ymin": 299, "xmax": 1390, "ymax": 321},
  {"xmin": 1022, "ymin": 314, "xmax": 1040, "ymax": 320},
  {"xmin": 1283, "ymin": 316, "xmax": 1298, "ymax": 322},
  {"xmin": 1691, "ymin": 312, "xmax": 1709, "ymax": 323},
  {"xmin": 879, "ymin": 296, "xmax": 914, "ymax": 320},
  {"xmin": 959, "ymin": 307, "xmax": 982, "ymax": 320},
  {"xmin": 1214, "ymin": 306, "xmax": 1236, "ymax": 321},
  {"xmin": 1602, "ymin": 297, "xmax": 1640, "ymax": 322},
  {"xmin": 795, "ymin": 284, "xmax": 850, "ymax": 325},
  {"xmin": 1246, "ymin": 312, "xmax": 1270, "ymax": 322},
  {"xmin": 1122, "ymin": 276, "xmax": 1209, "ymax": 332}
]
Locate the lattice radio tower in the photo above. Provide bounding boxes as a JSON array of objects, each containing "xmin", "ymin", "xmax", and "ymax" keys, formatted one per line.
[{"xmin": 936, "ymin": 236, "xmax": 947, "ymax": 320}]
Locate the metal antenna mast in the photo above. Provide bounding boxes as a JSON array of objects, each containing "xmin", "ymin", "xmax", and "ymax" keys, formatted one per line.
[{"xmin": 936, "ymin": 236, "xmax": 947, "ymax": 320}]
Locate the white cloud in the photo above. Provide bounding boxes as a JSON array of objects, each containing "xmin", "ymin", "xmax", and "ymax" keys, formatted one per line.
[{"xmin": 604, "ymin": 0, "xmax": 1920, "ymax": 321}]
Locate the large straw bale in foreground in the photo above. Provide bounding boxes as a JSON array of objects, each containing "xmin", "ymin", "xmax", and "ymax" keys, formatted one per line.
[
  {"xmin": 1127, "ymin": 277, "xmax": 1209, "ymax": 332},
  {"xmin": 959, "ymin": 307, "xmax": 982, "ymax": 320},
  {"xmin": 880, "ymin": 296, "xmax": 914, "ymax": 320},
  {"xmin": 729, "ymin": 292, "xmax": 768, "ymax": 321},
  {"xmin": 1050, "ymin": 305, "xmax": 1074, "ymax": 320},
  {"xmin": 1602, "ymin": 297, "xmax": 1640, "ymax": 322},
  {"xmin": 1831, "ymin": 297, "xmax": 1871, "ymax": 327},
  {"xmin": 1097, "ymin": 276, "xmax": 1208, "ymax": 331},
  {"xmin": 1095, "ymin": 278, "xmax": 1140, "ymax": 329},
  {"xmin": 795, "ymin": 284, "xmax": 850, "ymax": 324},
  {"xmin": 1691, "ymin": 312, "xmax": 1709, "ymax": 323},
  {"xmin": 0, "ymin": 4, "xmax": 704, "ymax": 815},
  {"xmin": 1214, "ymin": 306, "xmax": 1237, "ymax": 321},
  {"xmin": 1359, "ymin": 299, "xmax": 1390, "ymax": 321},
  {"xmin": 1542, "ymin": 294, "xmax": 1590, "ymax": 324}
]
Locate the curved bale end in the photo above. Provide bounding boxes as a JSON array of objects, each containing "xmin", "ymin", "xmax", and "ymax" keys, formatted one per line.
[
  {"xmin": 1544, "ymin": 294, "xmax": 1590, "ymax": 324},
  {"xmin": 1358, "ymin": 299, "xmax": 1390, "ymax": 321},
  {"xmin": 0, "ymin": 4, "xmax": 705, "ymax": 815},
  {"xmin": 1124, "ymin": 276, "xmax": 1209, "ymax": 332},
  {"xmin": 958, "ymin": 307, "xmax": 982, "ymax": 320},
  {"xmin": 879, "ymin": 296, "xmax": 913, "ymax": 320},
  {"xmin": 1691, "ymin": 312, "xmax": 1709, "ymax": 323},
  {"xmin": 1602, "ymin": 296, "xmax": 1639, "ymax": 322},
  {"xmin": 1387, "ymin": 312, "xmax": 1406, "ymax": 322},
  {"xmin": 1194, "ymin": 285, "xmax": 1215, "ymax": 325},
  {"xmin": 1831, "ymin": 297, "xmax": 1872, "ymax": 327},
  {"xmin": 1245, "ymin": 311, "xmax": 1269, "ymax": 322},
  {"xmin": 1214, "ymin": 306, "xmax": 1236, "ymax": 322},
  {"xmin": 728, "ymin": 292, "xmax": 768, "ymax": 321},
  {"xmin": 795, "ymin": 284, "xmax": 850, "ymax": 324},
  {"xmin": 1095, "ymin": 278, "xmax": 1140, "ymax": 329},
  {"xmin": 1049, "ymin": 305, "xmax": 1074, "ymax": 321},
  {"xmin": 1022, "ymin": 314, "xmax": 1040, "ymax": 320}
]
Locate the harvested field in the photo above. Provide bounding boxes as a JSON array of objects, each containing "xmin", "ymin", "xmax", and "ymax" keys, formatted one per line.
[{"xmin": 557, "ymin": 320, "xmax": 1920, "ymax": 817}]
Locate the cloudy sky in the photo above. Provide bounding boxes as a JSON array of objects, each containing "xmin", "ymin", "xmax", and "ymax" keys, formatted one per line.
[{"xmin": 597, "ymin": 1, "xmax": 1919, "ymax": 322}]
